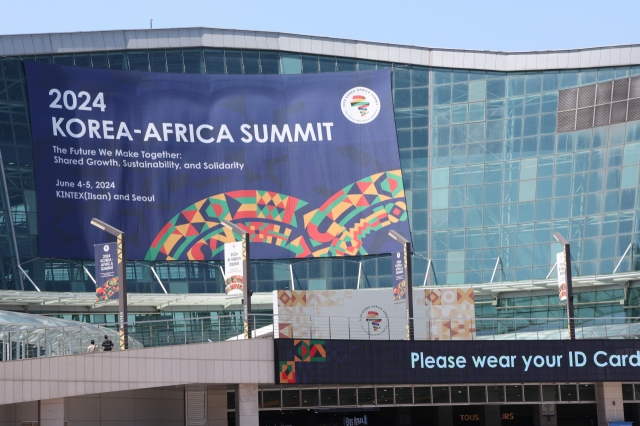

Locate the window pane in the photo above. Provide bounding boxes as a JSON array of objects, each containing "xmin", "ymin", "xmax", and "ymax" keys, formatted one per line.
[
  {"xmin": 358, "ymin": 60, "xmax": 376, "ymax": 71},
  {"xmin": 433, "ymin": 85, "xmax": 451, "ymax": 105},
  {"xmin": 74, "ymin": 54, "xmax": 91, "ymax": 67},
  {"xmin": 149, "ymin": 50, "xmax": 166, "ymax": 72},
  {"xmin": 395, "ymin": 387, "xmax": 412, "ymax": 404},
  {"xmin": 165, "ymin": 50, "xmax": 183, "ymax": 73},
  {"xmin": 524, "ymin": 385, "xmax": 541, "ymax": 402},
  {"xmin": 413, "ymin": 387, "xmax": 431, "ymax": 404},
  {"xmin": 560, "ymin": 385, "xmax": 577, "ymax": 401},
  {"xmin": 242, "ymin": 51, "xmax": 260, "ymax": 74},
  {"xmin": 263, "ymin": 390, "xmax": 281, "ymax": 408},
  {"xmin": 505, "ymin": 385, "xmax": 523, "ymax": 402},
  {"xmin": 225, "ymin": 51, "xmax": 243, "ymax": 74},
  {"xmin": 432, "ymin": 386, "xmax": 449, "ymax": 403},
  {"xmin": 282, "ymin": 390, "xmax": 300, "ymax": 407},
  {"xmin": 260, "ymin": 52, "xmax": 280, "ymax": 74},
  {"xmin": 53, "ymin": 54, "xmax": 74, "ymax": 66},
  {"xmin": 183, "ymin": 50, "xmax": 203, "ymax": 74},
  {"xmin": 487, "ymin": 386, "xmax": 504, "ymax": 402},
  {"xmin": 393, "ymin": 67, "xmax": 411, "ymax": 88},
  {"xmin": 107, "ymin": 52, "xmax": 127, "ymax": 70},
  {"xmin": 301, "ymin": 55, "xmax": 319, "ymax": 73},
  {"xmin": 376, "ymin": 387, "xmax": 394, "ymax": 405},
  {"xmin": 90, "ymin": 53, "xmax": 109, "ymax": 69},
  {"xmin": 320, "ymin": 389, "xmax": 338, "ymax": 406},
  {"xmin": 339, "ymin": 388, "xmax": 357, "ymax": 405},
  {"xmin": 204, "ymin": 50, "xmax": 225, "ymax": 74},
  {"xmin": 358, "ymin": 388, "xmax": 375, "ymax": 405},
  {"xmin": 412, "ymin": 67, "xmax": 429, "ymax": 86},
  {"xmin": 622, "ymin": 384, "xmax": 634, "ymax": 401},
  {"xmin": 542, "ymin": 385, "xmax": 559, "ymax": 401},
  {"xmin": 469, "ymin": 386, "xmax": 486, "ymax": 403},
  {"xmin": 280, "ymin": 53, "xmax": 301, "ymax": 74},
  {"xmin": 127, "ymin": 51, "xmax": 149, "ymax": 71},
  {"xmin": 301, "ymin": 389, "xmax": 319, "ymax": 406},
  {"xmin": 337, "ymin": 58, "xmax": 357, "ymax": 72},
  {"xmin": 319, "ymin": 56, "xmax": 336, "ymax": 73},
  {"xmin": 450, "ymin": 386, "xmax": 468, "ymax": 403},
  {"xmin": 578, "ymin": 385, "xmax": 596, "ymax": 401}
]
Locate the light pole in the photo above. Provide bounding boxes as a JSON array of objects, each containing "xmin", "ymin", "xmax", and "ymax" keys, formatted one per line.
[
  {"xmin": 389, "ymin": 230, "xmax": 413, "ymax": 341},
  {"xmin": 91, "ymin": 218, "xmax": 128, "ymax": 349},
  {"xmin": 221, "ymin": 220, "xmax": 252, "ymax": 339},
  {"xmin": 553, "ymin": 232, "xmax": 575, "ymax": 340}
]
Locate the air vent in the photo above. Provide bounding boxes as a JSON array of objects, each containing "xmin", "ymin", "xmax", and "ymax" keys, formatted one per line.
[
  {"xmin": 186, "ymin": 391, "xmax": 207, "ymax": 426},
  {"xmin": 628, "ymin": 98, "xmax": 640, "ymax": 121},
  {"xmin": 576, "ymin": 107, "xmax": 594, "ymax": 130},
  {"xmin": 558, "ymin": 88, "xmax": 578, "ymax": 111},
  {"xmin": 596, "ymin": 81, "xmax": 613, "ymax": 105},
  {"xmin": 630, "ymin": 76, "xmax": 640, "ymax": 99},
  {"xmin": 557, "ymin": 77, "xmax": 640, "ymax": 133},
  {"xmin": 577, "ymin": 85, "xmax": 596, "ymax": 108},
  {"xmin": 557, "ymin": 110, "xmax": 576, "ymax": 133},
  {"xmin": 612, "ymin": 78, "xmax": 630, "ymax": 102},
  {"xmin": 594, "ymin": 104, "xmax": 611, "ymax": 127},
  {"xmin": 610, "ymin": 101, "xmax": 628, "ymax": 124}
]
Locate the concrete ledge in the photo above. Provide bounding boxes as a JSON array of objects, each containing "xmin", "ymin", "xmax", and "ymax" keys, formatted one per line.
[{"xmin": 0, "ymin": 339, "xmax": 274, "ymax": 405}]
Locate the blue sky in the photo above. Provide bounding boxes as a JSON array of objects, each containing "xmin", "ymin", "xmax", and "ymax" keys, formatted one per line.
[{"xmin": 1, "ymin": 0, "xmax": 639, "ymax": 52}]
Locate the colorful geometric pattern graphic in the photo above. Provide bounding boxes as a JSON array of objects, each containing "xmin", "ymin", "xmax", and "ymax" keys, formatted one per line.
[
  {"xmin": 145, "ymin": 170, "xmax": 407, "ymax": 260},
  {"xmin": 279, "ymin": 340, "xmax": 327, "ymax": 384},
  {"xmin": 279, "ymin": 361, "xmax": 296, "ymax": 384},
  {"xmin": 351, "ymin": 95, "xmax": 370, "ymax": 116},
  {"xmin": 95, "ymin": 277, "xmax": 119, "ymax": 302},
  {"xmin": 294, "ymin": 339, "xmax": 327, "ymax": 362}
]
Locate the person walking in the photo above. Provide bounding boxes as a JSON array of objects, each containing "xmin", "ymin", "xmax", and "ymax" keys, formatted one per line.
[
  {"xmin": 101, "ymin": 335, "xmax": 114, "ymax": 352},
  {"xmin": 87, "ymin": 339, "xmax": 97, "ymax": 353}
]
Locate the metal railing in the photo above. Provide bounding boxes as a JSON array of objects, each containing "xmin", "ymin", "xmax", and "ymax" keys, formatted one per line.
[{"xmin": 1, "ymin": 314, "xmax": 639, "ymax": 361}]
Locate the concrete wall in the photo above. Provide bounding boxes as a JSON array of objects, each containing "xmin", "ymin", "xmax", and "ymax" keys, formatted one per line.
[
  {"xmin": 0, "ymin": 389, "xmax": 185, "ymax": 426},
  {"xmin": 66, "ymin": 388, "xmax": 185, "ymax": 426},
  {"xmin": 0, "ymin": 401, "xmax": 38, "ymax": 426},
  {"xmin": 0, "ymin": 339, "xmax": 274, "ymax": 405}
]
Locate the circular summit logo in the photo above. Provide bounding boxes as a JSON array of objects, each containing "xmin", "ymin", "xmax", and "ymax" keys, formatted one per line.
[
  {"xmin": 103, "ymin": 245, "xmax": 110, "ymax": 252},
  {"xmin": 359, "ymin": 305, "xmax": 389, "ymax": 336},
  {"xmin": 341, "ymin": 87, "xmax": 381, "ymax": 124}
]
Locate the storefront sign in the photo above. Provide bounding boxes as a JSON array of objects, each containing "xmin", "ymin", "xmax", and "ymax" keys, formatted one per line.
[
  {"xmin": 343, "ymin": 415, "xmax": 368, "ymax": 426},
  {"xmin": 275, "ymin": 339, "xmax": 640, "ymax": 384},
  {"xmin": 541, "ymin": 404, "xmax": 555, "ymax": 416}
]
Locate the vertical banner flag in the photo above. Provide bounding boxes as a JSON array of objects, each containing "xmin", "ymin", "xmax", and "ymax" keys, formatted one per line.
[
  {"xmin": 95, "ymin": 242, "xmax": 119, "ymax": 301},
  {"xmin": 556, "ymin": 252, "xmax": 567, "ymax": 302},
  {"xmin": 224, "ymin": 241, "xmax": 244, "ymax": 296},
  {"xmin": 393, "ymin": 250, "xmax": 406, "ymax": 302}
]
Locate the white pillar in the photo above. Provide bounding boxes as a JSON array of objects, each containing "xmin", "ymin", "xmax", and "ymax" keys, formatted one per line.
[
  {"xmin": 235, "ymin": 384, "xmax": 259, "ymax": 426},
  {"xmin": 483, "ymin": 405, "xmax": 501, "ymax": 425},
  {"xmin": 437, "ymin": 406, "xmax": 453, "ymax": 426},
  {"xmin": 39, "ymin": 398, "xmax": 65, "ymax": 426},
  {"xmin": 596, "ymin": 382, "xmax": 624, "ymax": 426},
  {"xmin": 208, "ymin": 387, "xmax": 229, "ymax": 426}
]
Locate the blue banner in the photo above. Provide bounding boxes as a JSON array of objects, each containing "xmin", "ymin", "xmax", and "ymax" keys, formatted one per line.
[
  {"xmin": 94, "ymin": 242, "xmax": 118, "ymax": 301},
  {"xmin": 25, "ymin": 62, "xmax": 410, "ymax": 260},
  {"xmin": 392, "ymin": 249, "xmax": 406, "ymax": 302}
]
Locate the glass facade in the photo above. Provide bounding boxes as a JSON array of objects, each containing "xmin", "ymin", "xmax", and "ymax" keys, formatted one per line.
[{"xmin": 1, "ymin": 46, "xmax": 639, "ymax": 321}]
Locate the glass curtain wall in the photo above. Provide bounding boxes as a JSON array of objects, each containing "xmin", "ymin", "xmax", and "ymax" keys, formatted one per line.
[{"xmin": 0, "ymin": 48, "xmax": 639, "ymax": 323}]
